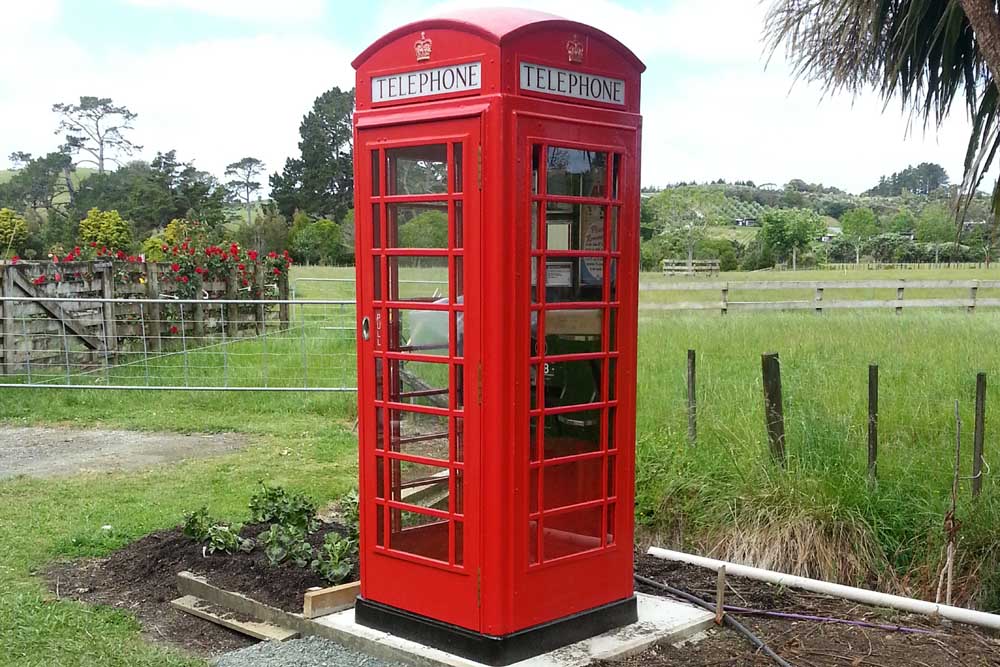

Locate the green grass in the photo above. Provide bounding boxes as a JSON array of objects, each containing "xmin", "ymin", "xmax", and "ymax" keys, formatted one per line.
[
  {"xmin": 635, "ymin": 309, "xmax": 1000, "ymax": 607},
  {"xmin": 3, "ymin": 264, "xmax": 1000, "ymax": 664}
]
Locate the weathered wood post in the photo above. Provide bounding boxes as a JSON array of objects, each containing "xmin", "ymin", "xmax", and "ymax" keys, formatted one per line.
[
  {"xmin": 98, "ymin": 261, "xmax": 118, "ymax": 360},
  {"xmin": 686, "ymin": 349, "xmax": 696, "ymax": 445},
  {"xmin": 969, "ymin": 282, "xmax": 979, "ymax": 314},
  {"xmin": 1, "ymin": 265, "xmax": 13, "ymax": 375},
  {"xmin": 814, "ymin": 286, "xmax": 824, "ymax": 313},
  {"xmin": 226, "ymin": 265, "xmax": 239, "ymax": 338},
  {"xmin": 279, "ymin": 272, "xmax": 290, "ymax": 331},
  {"xmin": 868, "ymin": 364, "xmax": 878, "ymax": 484},
  {"xmin": 895, "ymin": 286, "xmax": 904, "ymax": 315},
  {"xmin": 973, "ymin": 372, "xmax": 986, "ymax": 499},
  {"xmin": 145, "ymin": 262, "xmax": 162, "ymax": 353},
  {"xmin": 761, "ymin": 352, "xmax": 786, "ymax": 466}
]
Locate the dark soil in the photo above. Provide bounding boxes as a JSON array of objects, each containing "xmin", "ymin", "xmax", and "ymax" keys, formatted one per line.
[
  {"xmin": 46, "ymin": 522, "xmax": 353, "ymax": 657},
  {"xmin": 610, "ymin": 552, "xmax": 1000, "ymax": 667}
]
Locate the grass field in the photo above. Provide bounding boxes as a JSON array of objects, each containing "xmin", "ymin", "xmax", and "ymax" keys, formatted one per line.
[{"xmin": 1, "ymin": 265, "xmax": 999, "ymax": 665}]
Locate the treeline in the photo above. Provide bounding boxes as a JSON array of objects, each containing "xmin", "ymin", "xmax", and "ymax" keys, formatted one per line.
[{"xmin": 0, "ymin": 89, "xmax": 356, "ymax": 266}]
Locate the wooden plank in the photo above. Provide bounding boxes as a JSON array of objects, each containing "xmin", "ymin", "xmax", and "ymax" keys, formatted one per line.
[
  {"xmin": 171, "ymin": 595, "xmax": 299, "ymax": 641},
  {"xmin": 761, "ymin": 353, "xmax": 786, "ymax": 467},
  {"xmin": 9, "ymin": 272, "xmax": 102, "ymax": 350},
  {"xmin": 174, "ymin": 572, "xmax": 422, "ymax": 666},
  {"xmin": 973, "ymin": 372, "xmax": 987, "ymax": 499},
  {"xmin": 2, "ymin": 267, "xmax": 14, "ymax": 375},
  {"xmin": 302, "ymin": 581, "xmax": 360, "ymax": 619},
  {"xmin": 100, "ymin": 263, "xmax": 117, "ymax": 357}
]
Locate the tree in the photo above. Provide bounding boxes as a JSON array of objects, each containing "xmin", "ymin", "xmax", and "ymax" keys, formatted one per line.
[
  {"xmin": 647, "ymin": 186, "xmax": 727, "ymax": 267},
  {"xmin": 225, "ymin": 157, "xmax": 265, "ymax": 226},
  {"xmin": 916, "ymin": 203, "xmax": 956, "ymax": 262},
  {"xmin": 270, "ymin": 87, "xmax": 355, "ymax": 221},
  {"xmin": 398, "ymin": 210, "xmax": 448, "ymax": 249},
  {"xmin": 290, "ymin": 219, "xmax": 346, "ymax": 265},
  {"xmin": 840, "ymin": 207, "xmax": 880, "ymax": 263},
  {"xmin": 864, "ymin": 163, "xmax": 950, "ymax": 196},
  {"xmin": 0, "ymin": 208, "xmax": 28, "ymax": 257},
  {"xmin": 760, "ymin": 208, "xmax": 824, "ymax": 268},
  {"xmin": 766, "ymin": 1, "xmax": 1000, "ymax": 229},
  {"xmin": 79, "ymin": 208, "xmax": 132, "ymax": 251},
  {"xmin": 235, "ymin": 203, "xmax": 288, "ymax": 254},
  {"xmin": 53, "ymin": 96, "xmax": 141, "ymax": 175}
]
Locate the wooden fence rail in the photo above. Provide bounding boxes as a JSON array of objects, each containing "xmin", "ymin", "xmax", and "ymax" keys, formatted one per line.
[{"xmin": 640, "ymin": 279, "xmax": 1000, "ymax": 314}]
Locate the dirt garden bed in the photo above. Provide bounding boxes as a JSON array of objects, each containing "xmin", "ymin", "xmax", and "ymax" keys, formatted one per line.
[
  {"xmin": 613, "ymin": 552, "xmax": 1000, "ymax": 667},
  {"xmin": 46, "ymin": 522, "xmax": 354, "ymax": 656},
  {"xmin": 45, "ymin": 533, "xmax": 1000, "ymax": 664}
]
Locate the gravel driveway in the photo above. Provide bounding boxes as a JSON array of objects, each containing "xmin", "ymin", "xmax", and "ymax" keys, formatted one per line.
[
  {"xmin": 0, "ymin": 426, "xmax": 248, "ymax": 479},
  {"xmin": 213, "ymin": 637, "xmax": 406, "ymax": 667}
]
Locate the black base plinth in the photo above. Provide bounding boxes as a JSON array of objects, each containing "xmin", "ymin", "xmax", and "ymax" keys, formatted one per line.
[{"xmin": 354, "ymin": 595, "xmax": 638, "ymax": 666}]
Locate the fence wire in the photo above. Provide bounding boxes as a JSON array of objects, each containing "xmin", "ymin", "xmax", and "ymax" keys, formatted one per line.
[{"xmin": 0, "ymin": 297, "xmax": 357, "ymax": 391}]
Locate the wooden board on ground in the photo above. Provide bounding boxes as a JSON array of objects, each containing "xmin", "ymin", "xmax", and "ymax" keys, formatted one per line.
[
  {"xmin": 303, "ymin": 581, "xmax": 360, "ymax": 619},
  {"xmin": 171, "ymin": 594, "xmax": 298, "ymax": 641}
]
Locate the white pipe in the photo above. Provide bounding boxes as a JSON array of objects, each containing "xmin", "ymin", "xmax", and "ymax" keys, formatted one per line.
[{"xmin": 647, "ymin": 547, "xmax": 1000, "ymax": 631}]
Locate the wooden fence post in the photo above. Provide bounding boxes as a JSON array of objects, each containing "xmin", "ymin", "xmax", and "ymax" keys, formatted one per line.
[
  {"xmin": 687, "ymin": 349, "xmax": 696, "ymax": 445},
  {"xmin": 761, "ymin": 353, "xmax": 786, "ymax": 466},
  {"xmin": 254, "ymin": 262, "xmax": 266, "ymax": 335},
  {"xmin": 814, "ymin": 287, "xmax": 824, "ymax": 313},
  {"xmin": 895, "ymin": 286, "xmax": 904, "ymax": 315},
  {"xmin": 1, "ymin": 266, "xmax": 13, "ymax": 375},
  {"xmin": 99, "ymin": 262, "xmax": 118, "ymax": 359},
  {"xmin": 279, "ymin": 272, "xmax": 290, "ymax": 331},
  {"xmin": 226, "ymin": 265, "xmax": 239, "ymax": 338},
  {"xmin": 973, "ymin": 372, "xmax": 986, "ymax": 499},
  {"xmin": 145, "ymin": 262, "xmax": 162, "ymax": 353},
  {"xmin": 720, "ymin": 286, "xmax": 729, "ymax": 316},
  {"xmin": 868, "ymin": 364, "xmax": 878, "ymax": 484},
  {"xmin": 969, "ymin": 283, "xmax": 979, "ymax": 314}
]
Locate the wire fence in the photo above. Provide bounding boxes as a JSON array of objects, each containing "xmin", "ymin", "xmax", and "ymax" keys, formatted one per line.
[{"xmin": 0, "ymin": 297, "xmax": 357, "ymax": 391}]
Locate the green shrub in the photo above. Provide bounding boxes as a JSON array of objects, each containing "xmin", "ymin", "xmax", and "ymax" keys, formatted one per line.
[
  {"xmin": 311, "ymin": 533, "xmax": 355, "ymax": 584},
  {"xmin": 261, "ymin": 524, "xmax": 313, "ymax": 567},
  {"xmin": 248, "ymin": 481, "xmax": 318, "ymax": 532},
  {"xmin": 338, "ymin": 489, "xmax": 359, "ymax": 540},
  {"xmin": 205, "ymin": 524, "xmax": 254, "ymax": 555},
  {"xmin": 182, "ymin": 507, "xmax": 214, "ymax": 541}
]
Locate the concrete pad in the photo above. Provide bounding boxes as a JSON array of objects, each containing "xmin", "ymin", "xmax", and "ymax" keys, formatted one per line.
[{"xmin": 313, "ymin": 593, "xmax": 714, "ymax": 667}]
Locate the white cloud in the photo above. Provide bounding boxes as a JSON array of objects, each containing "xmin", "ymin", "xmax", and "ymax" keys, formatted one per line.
[
  {"xmin": 0, "ymin": 0, "xmax": 61, "ymax": 29},
  {"xmin": 123, "ymin": 0, "xmax": 325, "ymax": 21}
]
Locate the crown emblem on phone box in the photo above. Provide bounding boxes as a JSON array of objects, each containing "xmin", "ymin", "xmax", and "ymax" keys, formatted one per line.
[
  {"xmin": 414, "ymin": 32, "xmax": 432, "ymax": 61},
  {"xmin": 566, "ymin": 35, "xmax": 584, "ymax": 63}
]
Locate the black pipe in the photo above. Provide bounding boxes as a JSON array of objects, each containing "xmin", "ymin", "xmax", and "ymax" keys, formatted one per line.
[{"xmin": 634, "ymin": 573, "xmax": 795, "ymax": 667}]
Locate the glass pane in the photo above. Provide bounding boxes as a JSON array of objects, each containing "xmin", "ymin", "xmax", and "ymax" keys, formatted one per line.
[
  {"xmin": 372, "ymin": 204, "xmax": 382, "ymax": 248},
  {"xmin": 388, "ymin": 409, "xmax": 449, "ymax": 461},
  {"xmin": 376, "ymin": 505, "xmax": 385, "ymax": 547},
  {"xmin": 544, "ymin": 311, "xmax": 603, "ymax": 353},
  {"xmin": 453, "ymin": 143, "xmax": 463, "ymax": 193},
  {"xmin": 611, "ymin": 207, "xmax": 620, "ymax": 252},
  {"xmin": 543, "ymin": 506, "xmax": 603, "ymax": 560},
  {"xmin": 544, "ymin": 359, "xmax": 601, "ymax": 409},
  {"xmin": 387, "ymin": 144, "xmax": 447, "ymax": 195},
  {"xmin": 612, "ymin": 154, "xmax": 621, "ymax": 200},
  {"xmin": 454, "ymin": 468, "xmax": 465, "ymax": 515},
  {"xmin": 607, "ymin": 407, "xmax": 617, "ymax": 451},
  {"xmin": 543, "ymin": 258, "xmax": 604, "ymax": 303},
  {"xmin": 388, "ymin": 308, "xmax": 450, "ymax": 356},
  {"xmin": 392, "ymin": 459, "xmax": 450, "ymax": 511},
  {"xmin": 387, "ymin": 202, "xmax": 448, "ymax": 248},
  {"xmin": 376, "ymin": 407, "xmax": 385, "ymax": 449},
  {"xmin": 531, "ymin": 202, "xmax": 541, "ymax": 250},
  {"xmin": 371, "ymin": 149, "xmax": 380, "ymax": 196},
  {"xmin": 375, "ymin": 362, "xmax": 384, "ymax": 401},
  {"xmin": 373, "ymin": 257, "xmax": 382, "ymax": 300},
  {"xmin": 376, "ymin": 457, "xmax": 385, "ymax": 498},
  {"xmin": 609, "ymin": 308, "xmax": 618, "ymax": 352},
  {"xmin": 454, "ymin": 201, "xmax": 464, "ymax": 249},
  {"xmin": 546, "ymin": 148, "xmax": 607, "ymax": 197},
  {"xmin": 543, "ymin": 408, "xmax": 601, "ymax": 459},
  {"xmin": 454, "ymin": 416, "xmax": 465, "ymax": 462},
  {"xmin": 607, "ymin": 455, "xmax": 616, "ymax": 498},
  {"xmin": 454, "ymin": 521, "xmax": 465, "ymax": 566},
  {"xmin": 530, "ymin": 258, "xmax": 540, "ymax": 303},
  {"xmin": 608, "ymin": 358, "xmax": 617, "ymax": 401},
  {"xmin": 609, "ymin": 259, "xmax": 618, "ymax": 302},
  {"xmin": 606, "ymin": 504, "xmax": 616, "ymax": 546},
  {"xmin": 453, "ymin": 364, "xmax": 465, "ymax": 409},
  {"xmin": 543, "ymin": 203, "xmax": 605, "ymax": 251},
  {"xmin": 389, "ymin": 509, "xmax": 449, "ymax": 562},
  {"xmin": 453, "ymin": 256, "xmax": 464, "ymax": 304},
  {"xmin": 529, "ymin": 416, "xmax": 539, "ymax": 461},
  {"xmin": 529, "ymin": 468, "xmax": 539, "ymax": 513},
  {"xmin": 388, "ymin": 359, "xmax": 449, "ymax": 409},
  {"xmin": 531, "ymin": 145, "xmax": 541, "ymax": 195},
  {"xmin": 388, "ymin": 256, "xmax": 449, "ymax": 302}
]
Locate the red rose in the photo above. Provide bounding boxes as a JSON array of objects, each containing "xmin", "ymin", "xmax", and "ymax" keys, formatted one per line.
[
  {"xmin": 170, "ymin": 325, "xmax": 179, "ymax": 334},
  {"xmin": 194, "ymin": 266, "xmax": 204, "ymax": 274},
  {"xmin": 54, "ymin": 273, "xmax": 62, "ymax": 282},
  {"xmin": 180, "ymin": 275, "xmax": 189, "ymax": 283},
  {"xmin": 11, "ymin": 256, "xmax": 18, "ymax": 265},
  {"xmin": 273, "ymin": 267, "xmax": 281, "ymax": 275},
  {"xmin": 241, "ymin": 278, "xmax": 249, "ymax": 286},
  {"xmin": 171, "ymin": 263, "xmax": 180, "ymax": 272},
  {"xmin": 247, "ymin": 250, "xmax": 258, "ymax": 261},
  {"xmin": 230, "ymin": 243, "xmax": 239, "ymax": 256},
  {"xmin": 237, "ymin": 263, "xmax": 245, "ymax": 271},
  {"xmin": 32, "ymin": 275, "xmax": 45, "ymax": 285},
  {"xmin": 89, "ymin": 241, "xmax": 97, "ymax": 247},
  {"xmin": 161, "ymin": 245, "xmax": 168, "ymax": 252}
]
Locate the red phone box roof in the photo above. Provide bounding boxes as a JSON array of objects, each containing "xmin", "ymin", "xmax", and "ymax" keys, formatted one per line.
[{"xmin": 353, "ymin": 8, "xmax": 645, "ymax": 113}]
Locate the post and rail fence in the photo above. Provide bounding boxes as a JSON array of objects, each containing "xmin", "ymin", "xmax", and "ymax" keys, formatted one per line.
[
  {"xmin": 661, "ymin": 259, "xmax": 721, "ymax": 276},
  {"xmin": 640, "ymin": 279, "xmax": 1000, "ymax": 314}
]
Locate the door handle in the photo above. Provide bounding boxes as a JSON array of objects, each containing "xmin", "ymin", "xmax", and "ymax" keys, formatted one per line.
[{"xmin": 361, "ymin": 316, "xmax": 371, "ymax": 341}]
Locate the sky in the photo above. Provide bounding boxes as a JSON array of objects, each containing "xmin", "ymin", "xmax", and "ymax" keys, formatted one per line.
[{"xmin": 0, "ymin": 0, "xmax": 987, "ymax": 194}]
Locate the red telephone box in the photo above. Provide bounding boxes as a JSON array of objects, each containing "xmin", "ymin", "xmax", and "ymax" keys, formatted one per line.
[{"xmin": 352, "ymin": 9, "xmax": 644, "ymax": 664}]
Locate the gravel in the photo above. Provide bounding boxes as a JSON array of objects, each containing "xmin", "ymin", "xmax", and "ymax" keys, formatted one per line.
[{"xmin": 212, "ymin": 637, "xmax": 408, "ymax": 667}]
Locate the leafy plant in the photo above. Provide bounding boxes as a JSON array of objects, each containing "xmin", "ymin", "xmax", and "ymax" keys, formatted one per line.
[
  {"xmin": 311, "ymin": 533, "xmax": 356, "ymax": 584},
  {"xmin": 182, "ymin": 506, "xmax": 214, "ymax": 542},
  {"xmin": 338, "ymin": 489, "xmax": 360, "ymax": 541},
  {"xmin": 249, "ymin": 481, "xmax": 319, "ymax": 532},
  {"xmin": 205, "ymin": 524, "xmax": 254, "ymax": 555},
  {"xmin": 261, "ymin": 524, "xmax": 313, "ymax": 567}
]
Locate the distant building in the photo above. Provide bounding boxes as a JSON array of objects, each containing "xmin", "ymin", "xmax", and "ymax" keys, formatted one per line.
[
  {"xmin": 821, "ymin": 226, "xmax": 842, "ymax": 243},
  {"xmin": 733, "ymin": 217, "xmax": 758, "ymax": 227}
]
